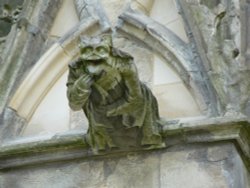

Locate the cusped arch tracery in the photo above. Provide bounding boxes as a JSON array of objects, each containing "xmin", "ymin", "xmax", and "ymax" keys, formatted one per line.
[{"xmin": 9, "ymin": 0, "xmax": 206, "ymax": 136}]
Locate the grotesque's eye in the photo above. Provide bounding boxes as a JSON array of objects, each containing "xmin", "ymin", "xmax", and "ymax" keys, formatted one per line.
[
  {"xmin": 96, "ymin": 46, "xmax": 109, "ymax": 55},
  {"xmin": 81, "ymin": 46, "xmax": 93, "ymax": 55}
]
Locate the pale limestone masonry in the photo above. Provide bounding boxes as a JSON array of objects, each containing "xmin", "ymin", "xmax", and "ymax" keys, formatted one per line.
[
  {"xmin": 0, "ymin": 117, "xmax": 249, "ymax": 187},
  {"xmin": 0, "ymin": 143, "xmax": 247, "ymax": 188},
  {"xmin": 0, "ymin": 0, "xmax": 250, "ymax": 187}
]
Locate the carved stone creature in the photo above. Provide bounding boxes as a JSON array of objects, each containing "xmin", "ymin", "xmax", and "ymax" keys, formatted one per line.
[
  {"xmin": 0, "ymin": 4, "xmax": 22, "ymax": 45},
  {"xmin": 67, "ymin": 35, "xmax": 163, "ymax": 152},
  {"xmin": 0, "ymin": 4, "xmax": 22, "ymax": 24}
]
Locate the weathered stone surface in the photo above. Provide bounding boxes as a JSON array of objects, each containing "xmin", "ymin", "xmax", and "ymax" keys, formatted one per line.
[
  {"xmin": 160, "ymin": 143, "xmax": 232, "ymax": 188},
  {"xmin": 0, "ymin": 0, "xmax": 23, "ymax": 37},
  {"xmin": 70, "ymin": 37, "xmax": 154, "ymax": 130},
  {"xmin": 0, "ymin": 142, "xmax": 249, "ymax": 188},
  {"xmin": 105, "ymin": 152, "xmax": 160, "ymax": 188},
  {"xmin": 100, "ymin": 0, "xmax": 127, "ymax": 26},
  {"xmin": 0, "ymin": 160, "xmax": 105, "ymax": 188},
  {"xmin": 0, "ymin": 0, "xmax": 63, "ymax": 141},
  {"xmin": 66, "ymin": 34, "xmax": 163, "ymax": 151},
  {"xmin": 177, "ymin": 0, "xmax": 250, "ymax": 116},
  {"xmin": 117, "ymin": 8, "xmax": 219, "ymax": 115},
  {"xmin": 0, "ymin": 1, "xmax": 250, "ymax": 188},
  {"xmin": 74, "ymin": 0, "xmax": 110, "ymax": 30},
  {"xmin": 0, "ymin": 107, "xmax": 26, "ymax": 144},
  {"xmin": 0, "ymin": 117, "xmax": 249, "ymax": 171},
  {"xmin": 70, "ymin": 110, "xmax": 89, "ymax": 131}
]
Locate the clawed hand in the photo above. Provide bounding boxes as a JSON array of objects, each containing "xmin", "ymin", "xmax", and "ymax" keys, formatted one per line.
[{"xmin": 75, "ymin": 74, "xmax": 93, "ymax": 89}]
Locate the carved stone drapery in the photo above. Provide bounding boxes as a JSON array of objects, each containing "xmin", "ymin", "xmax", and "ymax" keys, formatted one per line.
[{"xmin": 67, "ymin": 35, "xmax": 164, "ymax": 152}]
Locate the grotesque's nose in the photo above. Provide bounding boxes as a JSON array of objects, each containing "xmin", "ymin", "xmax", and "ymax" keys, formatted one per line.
[
  {"xmin": 91, "ymin": 51, "xmax": 100, "ymax": 60},
  {"xmin": 93, "ymin": 49, "xmax": 98, "ymax": 55}
]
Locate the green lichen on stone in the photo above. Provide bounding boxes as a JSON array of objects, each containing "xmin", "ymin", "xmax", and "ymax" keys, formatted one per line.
[
  {"xmin": 66, "ymin": 34, "xmax": 164, "ymax": 152},
  {"xmin": 188, "ymin": 1, "xmax": 248, "ymax": 115},
  {"xmin": 0, "ymin": 0, "xmax": 23, "ymax": 37},
  {"xmin": 0, "ymin": 133, "xmax": 87, "ymax": 158}
]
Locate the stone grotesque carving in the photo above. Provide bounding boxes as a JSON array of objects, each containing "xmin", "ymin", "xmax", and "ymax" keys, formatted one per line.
[
  {"xmin": 0, "ymin": 4, "xmax": 22, "ymax": 45},
  {"xmin": 67, "ymin": 35, "xmax": 163, "ymax": 152},
  {"xmin": 0, "ymin": 4, "xmax": 22, "ymax": 24}
]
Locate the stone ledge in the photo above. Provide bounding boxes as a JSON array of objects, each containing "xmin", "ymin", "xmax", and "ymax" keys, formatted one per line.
[{"xmin": 0, "ymin": 116, "xmax": 249, "ymax": 170}]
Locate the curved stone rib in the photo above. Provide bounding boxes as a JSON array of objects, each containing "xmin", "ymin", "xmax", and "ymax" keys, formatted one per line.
[
  {"xmin": 175, "ymin": 0, "xmax": 223, "ymax": 116},
  {"xmin": 240, "ymin": 0, "xmax": 250, "ymax": 69},
  {"xmin": 0, "ymin": 0, "xmax": 63, "ymax": 141},
  {"xmin": 9, "ymin": 17, "xmax": 99, "ymax": 121},
  {"xmin": 0, "ymin": 0, "xmax": 63, "ymax": 115},
  {"xmin": 116, "ymin": 8, "xmax": 214, "ymax": 114},
  {"xmin": 74, "ymin": 0, "xmax": 110, "ymax": 31},
  {"xmin": 176, "ymin": 0, "xmax": 250, "ymax": 116},
  {"xmin": 239, "ymin": 1, "xmax": 250, "ymax": 116},
  {"xmin": 117, "ymin": 9, "xmax": 190, "ymax": 83}
]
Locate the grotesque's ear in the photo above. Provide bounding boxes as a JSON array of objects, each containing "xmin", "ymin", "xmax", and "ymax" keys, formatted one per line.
[{"xmin": 101, "ymin": 34, "xmax": 112, "ymax": 46}]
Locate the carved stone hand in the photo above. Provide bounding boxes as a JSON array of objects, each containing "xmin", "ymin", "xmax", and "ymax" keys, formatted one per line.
[
  {"xmin": 67, "ymin": 74, "xmax": 92, "ymax": 110},
  {"xmin": 74, "ymin": 74, "xmax": 93, "ymax": 95}
]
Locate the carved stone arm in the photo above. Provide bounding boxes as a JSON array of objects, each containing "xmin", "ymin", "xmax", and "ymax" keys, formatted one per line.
[
  {"xmin": 120, "ymin": 59, "xmax": 142, "ymax": 100},
  {"xmin": 107, "ymin": 60, "xmax": 143, "ymax": 116},
  {"xmin": 67, "ymin": 70, "xmax": 92, "ymax": 111}
]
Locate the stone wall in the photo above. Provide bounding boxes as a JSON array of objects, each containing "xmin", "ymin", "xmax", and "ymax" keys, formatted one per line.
[
  {"xmin": 0, "ymin": 0, "xmax": 250, "ymax": 187},
  {"xmin": 0, "ymin": 142, "xmax": 249, "ymax": 188},
  {"xmin": 0, "ymin": 117, "xmax": 249, "ymax": 188}
]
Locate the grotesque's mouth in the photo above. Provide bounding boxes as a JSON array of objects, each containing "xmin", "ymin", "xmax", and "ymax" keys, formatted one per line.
[
  {"xmin": 86, "ymin": 55, "xmax": 103, "ymax": 61},
  {"xmin": 85, "ymin": 60, "xmax": 105, "ymax": 76}
]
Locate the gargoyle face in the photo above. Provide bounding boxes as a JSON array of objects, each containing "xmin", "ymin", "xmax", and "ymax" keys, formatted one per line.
[
  {"xmin": 79, "ymin": 35, "xmax": 113, "ymax": 76},
  {"xmin": 79, "ymin": 34, "xmax": 112, "ymax": 61},
  {"xmin": 80, "ymin": 44, "xmax": 110, "ymax": 61}
]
